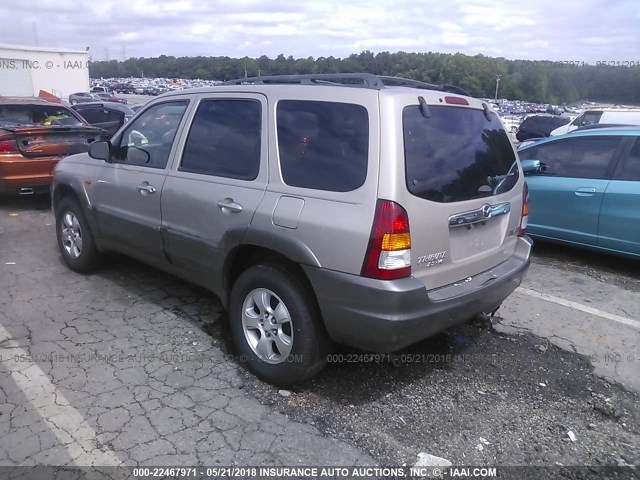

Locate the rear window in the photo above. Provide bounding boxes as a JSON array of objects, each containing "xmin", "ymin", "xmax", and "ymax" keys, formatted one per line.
[
  {"xmin": 0, "ymin": 104, "xmax": 84, "ymax": 127},
  {"xmin": 277, "ymin": 100, "xmax": 368, "ymax": 192},
  {"xmin": 404, "ymin": 106, "xmax": 518, "ymax": 203}
]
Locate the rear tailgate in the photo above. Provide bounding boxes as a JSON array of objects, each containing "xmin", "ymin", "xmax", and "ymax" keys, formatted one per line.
[
  {"xmin": 380, "ymin": 93, "xmax": 524, "ymax": 291},
  {"xmin": 7, "ymin": 127, "xmax": 103, "ymax": 158}
]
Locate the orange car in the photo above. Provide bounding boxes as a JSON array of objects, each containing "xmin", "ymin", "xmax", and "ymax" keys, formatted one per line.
[{"xmin": 0, "ymin": 98, "xmax": 106, "ymax": 195}]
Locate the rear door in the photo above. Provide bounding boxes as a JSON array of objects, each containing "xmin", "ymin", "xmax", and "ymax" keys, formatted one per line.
[
  {"xmin": 161, "ymin": 94, "xmax": 267, "ymax": 294},
  {"xmin": 518, "ymin": 135, "xmax": 624, "ymax": 245},
  {"xmin": 598, "ymin": 136, "xmax": 640, "ymax": 255},
  {"xmin": 385, "ymin": 97, "xmax": 524, "ymax": 290}
]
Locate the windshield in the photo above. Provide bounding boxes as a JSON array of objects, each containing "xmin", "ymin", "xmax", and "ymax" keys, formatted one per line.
[
  {"xmin": 0, "ymin": 104, "xmax": 85, "ymax": 127},
  {"xmin": 404, "ymin": 105, "xmax": 518, "ymax": 203}
]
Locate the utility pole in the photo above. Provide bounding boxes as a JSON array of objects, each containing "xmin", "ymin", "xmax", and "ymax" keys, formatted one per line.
[{"xmin": 495, "ymin": 74, "xmax": 501, "ymax": 100}]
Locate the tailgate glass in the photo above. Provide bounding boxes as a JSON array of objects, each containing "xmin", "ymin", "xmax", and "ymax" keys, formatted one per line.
[{"xmin": 403, "ymin": 106, "xmax": 518, "ymax": 203}]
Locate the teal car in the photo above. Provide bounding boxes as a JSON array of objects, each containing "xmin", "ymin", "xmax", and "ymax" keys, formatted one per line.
[{"xmin": 518, "ymin": 127, "xmax": 640, "ymax": 258}]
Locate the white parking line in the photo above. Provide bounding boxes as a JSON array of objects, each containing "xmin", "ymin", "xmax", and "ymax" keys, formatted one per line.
[
  {"xmin": 517, "ymin": 287, "xmax": 640, "ymax": 330},
  {"xmin": 0, "ymin": 325, "xmax": 121, "ymax": 466}
]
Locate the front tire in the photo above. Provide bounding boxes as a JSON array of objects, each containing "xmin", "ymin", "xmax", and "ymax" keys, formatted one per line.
[
  {"xmin": 229, "ymin": 264, "xmax": 329, "ymax": 386},
  {"xmin": 55, "ymin": 197, "xmax": 101, "ymax": 273}
]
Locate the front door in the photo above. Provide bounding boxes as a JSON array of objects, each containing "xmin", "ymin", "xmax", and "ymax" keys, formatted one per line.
[
  {"xmin": 92, "ymin": 100, "xmax": 191, "ymax": 265},
  {"xmin": 519, "ymin": 135, "xmax": 623, "ymax": 245}
]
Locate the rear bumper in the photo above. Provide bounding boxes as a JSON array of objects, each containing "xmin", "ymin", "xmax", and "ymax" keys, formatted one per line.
[
  {"xmin": 0, "ymin": 155, "xmax": 58, "ymax": 194},
  {"xmin": 304, "ymin": 235, "xmax": 532, "ymax": 352}
]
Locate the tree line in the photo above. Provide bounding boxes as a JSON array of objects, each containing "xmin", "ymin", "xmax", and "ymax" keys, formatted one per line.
[{"xmin": 89, "ymin": 51, "xmax": 640, "ymax": 104}]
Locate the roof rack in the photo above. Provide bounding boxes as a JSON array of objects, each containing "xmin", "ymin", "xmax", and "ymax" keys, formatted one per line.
[
  {"xmin": 224, "ymin": 73, "xmax": 470, "ymax": 95},
  {"xmin": 376, "ymin": 76, "xmax": 469, "ymax": 95},
  {"xmin": 224, "ymin": 73, "xmax": 385, "ymax": 89}
]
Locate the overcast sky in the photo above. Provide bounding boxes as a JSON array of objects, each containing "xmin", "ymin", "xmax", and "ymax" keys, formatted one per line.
[{"xmin": 1, "ymin": 0, "xmax": 638, "ymax": 63}]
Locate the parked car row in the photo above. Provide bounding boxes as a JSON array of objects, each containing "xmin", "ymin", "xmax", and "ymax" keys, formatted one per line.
[{"xmin": 70, "ymin": 92, "xmax": 128, "ymax": 105}]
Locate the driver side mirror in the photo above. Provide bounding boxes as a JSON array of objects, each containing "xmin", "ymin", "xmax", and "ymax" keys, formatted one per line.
[
  {"xmin": 88, "ymin": 141, "xmax": 111, "ymax": 161},
  {"xmin": 521, "ymin": 159, "xmax": 546, "ymax": 174}
]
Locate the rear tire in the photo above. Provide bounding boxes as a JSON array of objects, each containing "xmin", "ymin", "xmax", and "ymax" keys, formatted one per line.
[
  {"xmin": 55, "ymin": 197, "xmax": 101, "ymax": 273},
  {"xmin": 229, "ymin": 264, "xmax": 329, "ymax": 386}
]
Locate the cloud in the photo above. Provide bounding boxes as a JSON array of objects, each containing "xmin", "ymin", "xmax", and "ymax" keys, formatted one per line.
[{"xmin": 0, "ymin": 0, "xmax": 636, "ymax": 63}]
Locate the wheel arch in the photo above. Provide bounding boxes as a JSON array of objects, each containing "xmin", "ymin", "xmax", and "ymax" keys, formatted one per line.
[
  {"xmin": 52, "ymin": 180, "xmax": 101, "ymax": 249},
  {"xmin": 222, "ymin": 229, "xmax": 321, "ymax": 312}
]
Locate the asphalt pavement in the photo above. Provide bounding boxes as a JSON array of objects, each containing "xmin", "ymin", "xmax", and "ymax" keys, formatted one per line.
[{"xmin": 0, "ymin": 195, "xmax": 638, "ymax": 474}]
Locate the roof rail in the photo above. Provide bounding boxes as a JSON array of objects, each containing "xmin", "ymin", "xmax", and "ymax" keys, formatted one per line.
[
  {"xmin": 224, "ymin": 73, "xmax": 385, "ymax": 89},
  {"xmin": 224, "ymin": 73, "xmax": 470, "ymax": 95},
  {"xmin": 376, "ymin": 76, "xmax": 469, "ymax": 95}
]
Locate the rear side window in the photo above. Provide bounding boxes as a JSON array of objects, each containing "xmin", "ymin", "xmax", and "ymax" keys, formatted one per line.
[
  {"xmin": 518, "ymin": 136, "xmax": 622, "ymax": 179},
  {"xmin": 277, "ymin": 100, "xmax": 368, "ymax": 192},
  {"xmin": 181, "ymin": 99, "xmax": 261, "ymax": 180},
  {"xmin": 404, "ymin": 106, "xmax": 518, "ymax": 203}
]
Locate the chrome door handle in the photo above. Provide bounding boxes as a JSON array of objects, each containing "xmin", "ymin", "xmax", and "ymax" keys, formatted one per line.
[
  {"xmin": 137, "ymin": 183, "xmax": 156, "ymax": 195},
  {"xmin": 574, "ymin": 187, "xmax": 596, "ymax": 197},
  {"xmin": 217, "ymin": 199, "xmax": 243, "ymax": 213}
]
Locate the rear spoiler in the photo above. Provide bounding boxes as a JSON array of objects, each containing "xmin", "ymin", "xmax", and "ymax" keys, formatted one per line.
[{"xmin": 38, "ymin": 90, "xmax": 63, "ymax": 103}]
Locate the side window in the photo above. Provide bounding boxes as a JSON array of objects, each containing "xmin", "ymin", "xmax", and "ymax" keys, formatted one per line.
[
  {"xmin": 518, "ymin": 136, "xmax": 621, "ymax": 179},
  {"xmin": 180, "ymin": 99, "xmax": 261, "ymax": 180},
  {"xmin": 115, "ymin": 101, "xmax": 188, "ymax": 169},
  {"xmin": 277, "ymin": 100, "xmax": 369, "ymax": 192},
  {"xmin": 617, "ymin": 139, "xmax": 640, "ymax": 181}
]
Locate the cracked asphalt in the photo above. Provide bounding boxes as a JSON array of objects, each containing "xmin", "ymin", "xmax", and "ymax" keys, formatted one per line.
[{"xmin": 0, "ymin": 195, "xmax": 638, "ymax": 473}]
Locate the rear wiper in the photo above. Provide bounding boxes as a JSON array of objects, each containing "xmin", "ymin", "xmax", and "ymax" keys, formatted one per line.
[
  {"xmin": 487, "ymin": 173, "xmax": 515, "ymax": 184},
  {"xmin": 418, "ymin": 96, "xmax": 430, "ymax": 118}
]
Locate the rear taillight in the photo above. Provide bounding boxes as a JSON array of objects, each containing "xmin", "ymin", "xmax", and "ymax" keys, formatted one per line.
[
  {"xmin": 518, "ymin": 182, "xmax": 529, "ymax": 237},
  {"xmin": 361, "ymin": 200, "xmax": 412, "ymax": 280},
  {"xmin": 0, "ymin": 137, "xmax": 19, "ymax": 154}
]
